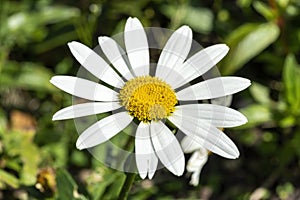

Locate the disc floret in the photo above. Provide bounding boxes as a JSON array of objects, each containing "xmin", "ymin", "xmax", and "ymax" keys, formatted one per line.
[{"xmin": 120, "ymin": 76, "xmax": 177, "ymax": 122}]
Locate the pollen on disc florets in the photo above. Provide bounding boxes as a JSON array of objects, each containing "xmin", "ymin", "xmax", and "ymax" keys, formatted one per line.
[{"xmin": 119, "ymin": 76, "xmax": 177, "ymax": 122}]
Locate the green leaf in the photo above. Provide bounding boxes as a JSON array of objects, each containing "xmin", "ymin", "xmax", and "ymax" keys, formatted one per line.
[
  {"xmin": 220, "ymin": 23, "xmax": 280, "ymax": 75},
  {"xmin": 39, "ymin": 6, "xmax": 80, "ymax": 24},
  {"xmin": 181, "ymin": 6, "xmax": 213, "ymax": 34},
  {"xmin": 0, "ymin": 129, "xmax": 40, "ymax": 186},
  {"xmin": 276, "ymin": 182, "xmax": 295, "ymax": 200},
  {"xmin": 56, "ymin": 169, "xmax": 88, "ymax": 200},
  {"xmin": 86, "ymin": 170, "xmax": 126, "ymax": 200},
  {"xmin": 88, "ymin": 172, "xmax": 117, "ymax": 200},
  {"xmin": 279, "ymin": 115, "xmax": 296, "ymax": 128},
  {"xmin": 0, "ymin": 108, "xmax": 7, "ymax": 133},
  {"xmin": 161, "ymin": 5, "xmax": 213, "ymax": 34},
  {"xmin": 20, "ymin": 133, "xmax": 40, "ymax": 185},
  {"xmin": 283, "ymin": 54, "xmax": 300, "ymax": 113},
  {"xmin": 238, "ymin": 104, "xmax": 272, "ymax": 128},
  {"xmin": 0, "ymin": 169, "xmax": 19, "ymax": 188},
  {"xmin": 253, "ymin": 1, "xmax": 277, "ymax": 20},
  {"xmin": 102, "ymin": 173, "xmax": 126, "ymax": 200},
  {"xmin": 0, "ymin": 61, "xmax": 55, "ymax": 92},
  {"xmin": 225, "ymin": 23, "xmax": 258, "ymax": 45},
  {"xmin": 237, "ymin": 0, "xmax": 253, "ymax": 8},
  {"xmin": 249, "ymin": 82, "xmax": 271, "ymax": 105}
]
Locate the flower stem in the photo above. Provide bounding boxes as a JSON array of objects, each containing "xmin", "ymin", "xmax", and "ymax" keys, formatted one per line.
[{"xmin": 117, "ymin": 172, "xmax": 136, "ymax": 200}]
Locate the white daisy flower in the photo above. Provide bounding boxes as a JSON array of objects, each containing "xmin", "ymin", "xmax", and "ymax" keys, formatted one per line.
[{"xmin": 50, "ymin": 17, "xmax": 250, "ymax": 179}]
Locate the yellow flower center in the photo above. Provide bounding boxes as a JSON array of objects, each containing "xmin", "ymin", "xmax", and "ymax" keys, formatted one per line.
[{"xmin": 119, "ymin": 76, "xmax": 177, "ymax": 122}]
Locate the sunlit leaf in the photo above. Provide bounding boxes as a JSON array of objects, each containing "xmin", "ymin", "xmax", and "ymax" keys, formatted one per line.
[
  {"xmin": 238, "ymin": 104, "xmax": 272, "ymax": 128},
  {"xmin": 39, "ymin": 6, "xmax": 80, "ymax": 24},
  {"xmin": 20, "ymin": 132, "xmax": 40, "ymax": 185},
  {"xmin": 0, "ymin": 169, "xmax": 19, "ymax": 188},
  {"xmin": 0, "ymin": 61, "xmax": 55, "ymax": 92},
  {"xmin": 220, "ymin": 23, "xmax": 280, "ymax": 75},
  {"xmin": 161, "ymin": 5, "xmax": 213, "ymax": 34},
  {"xmin": 250, "ymin": 82, "xmax": 271, "ymax": 105},
  {"xmin": 283, "ymin": 54, "xmax": 300, "ymax": 113},
  {"xmin": 0, "ymin": 108, "xmax": 7, "ymax": 133},
  {"xmin": 253, "ymin": 1, "xmax": 277, "ymax": 20},
  {"xmin": 279, "ymin": 115, "xmax": 296, "ymax": 128},
  {"xmin": 276, "ymin": 182, "xmax": 295, "ymax": 199}
]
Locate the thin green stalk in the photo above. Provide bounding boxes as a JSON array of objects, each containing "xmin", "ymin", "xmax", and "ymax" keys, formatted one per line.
[{"xmin": 117, "ymin": 172, "xmax": 137, "ymax": 200}]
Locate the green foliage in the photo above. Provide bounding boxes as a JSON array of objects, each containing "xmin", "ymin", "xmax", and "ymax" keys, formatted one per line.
[
  {"xmin": 0, "ymin": 129, "xmax": 40, "ymax": 187},
  {"xmin": 56, "ymin": 169, "xmax": 88, "ymax": 200},
  {"xmin": 283, "ymin": 54, "xmax": 300, "ymax": 114},
  {"xmin": 0, "ymin": 62, "xmax": 55, "ymax": 92},
  {"xmin": 0, "ymin": 169, "xmax": 19, "ymax": 189},
  {"xmin": 161, "ymin": 4, "xmax": 213, "ymax": 34},
  {"xmin": 1, "ymin": 0, "xmax": 300, "ymax": 199},
  {"xmin": 220, "ymin": 22, "xmax": 280, "ymax": 75}
]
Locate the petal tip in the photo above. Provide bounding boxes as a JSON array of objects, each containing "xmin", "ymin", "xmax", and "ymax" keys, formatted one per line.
[
  {"xmin": 178, "ymin": 25, "xmax": 192, "ymax": 32},
  {"xmin": 67, "ymin": 41, "xmax": 77, "ymax": 48},
  {"xmin": 175, "ymin": 170, "xmax": 184, "ymax": 177},
  {"xmin": 172, "ymin": 157, "xmax": 185, "ymax": 177},
  {"xmin": 239, "ymin": 78, "xmax": 252, "ymax": 91},
  {"xmin": 52, "ymin": 111, "xmax": 64, "ymax": 121},
  {"xmin": 49, "ymin": 76, "xmax": 64, "ymax": 88},
  {"xmin": 76, "ymin": 143, "xmax": 85, "ymax": 150},
  {"xmin": 52, "ymin": 115, "xmax": 58, "ymax": 121},
  {"xmin": 233, "ymin": 151, "xmax": 240, "ymax": 159},
  {"xmin": 126, "ymin": 16, "xmax": 133, "ymax": 24},
  {"xmin": 220, "ymin": 44, "xmax": 230, "ymax": 52},
  {"xmin": 98, "ymin": 36, "xmax": 108, "ymax": 44},
  {"xmin": 246, "ymin": 79, "xmax": 252, "ymax": 87},
  {"xmin": 241, "ymin": 115, "xmax": 248, "ymax": 125},
  {"xmin": 138, "ymin": 172, "xmax": 147, "ymax": 179},
  {"xmin": 148, "ymin": 172, "xmax": 155, "ymax": 180},
  {"xmin": 211, "ymin": 43, "xmax": 230, "ymax": 53},
  {"xmin": 228, "ymin": 148, "xmax": 240, "ymax": 159},
  {"xmin": 49, "ymin": 78, "xmax": 54, "ymax": 84},
  {"xmin": 131, "ymin": 17, "xmax": 140, "ymax": 22},
  {"xmin": 236, "ymin": 110, "xmax": 248, "ymax": 125},
  {"xmin": 49, "ymin": 77, "xmax": 58, "ymax": 86},
  {"xmin": 125, "ymin": 17, "xmax": 143, "ymax": 30},
  {"xmin": 76, "ymin": 139, "xmax": 86, "ymax": 150}
]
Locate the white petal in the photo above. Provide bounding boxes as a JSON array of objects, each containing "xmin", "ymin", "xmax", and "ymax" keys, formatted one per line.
[
  {"xmin": 174, "ymin": 104, "xmax": 248, "ymax": 128},
  {"xmin": 50, "ymin": 76, "xmax": 119, "ymax": 101},
  {"xmin": 167, "ymin": 44, "xmax": 229, "ymax": 89},
  {"xmin": 124, "ymin": 17, "xmax": 149, "ymax": 76},
  {"xmin": 168, "ymin": 114, "xmax": 240, "ymax": 159},
  {"xmin": 135, "ymin": 122, "xmax": 158, "ymax": 179},
  {"xmin": 98, "ymin": 36, "xmax": 134, "ymax": 80},
  {"xmin": 181, "ymin": 136, "xmax": 203, "ymax": 153},
  {"xmin": 186, "ymin": 148, "xmax": 208, "ymax": 172},
  {"xmin": 211, "ymin": 95, "xmax": 233, "ymax": 107},
  {"xmin": 155, "ymin": 26, "xmax": 192, "ymax": 83},
  {"xmin": 52, "ymin": 102, "xmax": 121, "ymax": 121},
  {"xmin": 187, "ymin": 148, "xmax": 208, "ymax": 186},
  {"xmin": 76, "ymin": 112, "xmax": 133, "ymax": 150},
  {"xmin": 68, "ymin": 41, "xmax": 124, "ymax": 88},
  {"xmin": 150, "ymin": 121, "xmax": 185, "ymax": 176},
  {"xmin": 176, "ymin": 77, "xmax": 251, "ymax": 101}
]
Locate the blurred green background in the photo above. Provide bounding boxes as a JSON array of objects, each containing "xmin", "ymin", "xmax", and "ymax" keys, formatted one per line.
[{"xmin": 1, "ymin": 0, "xmax": 300, "ymax": 199}]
